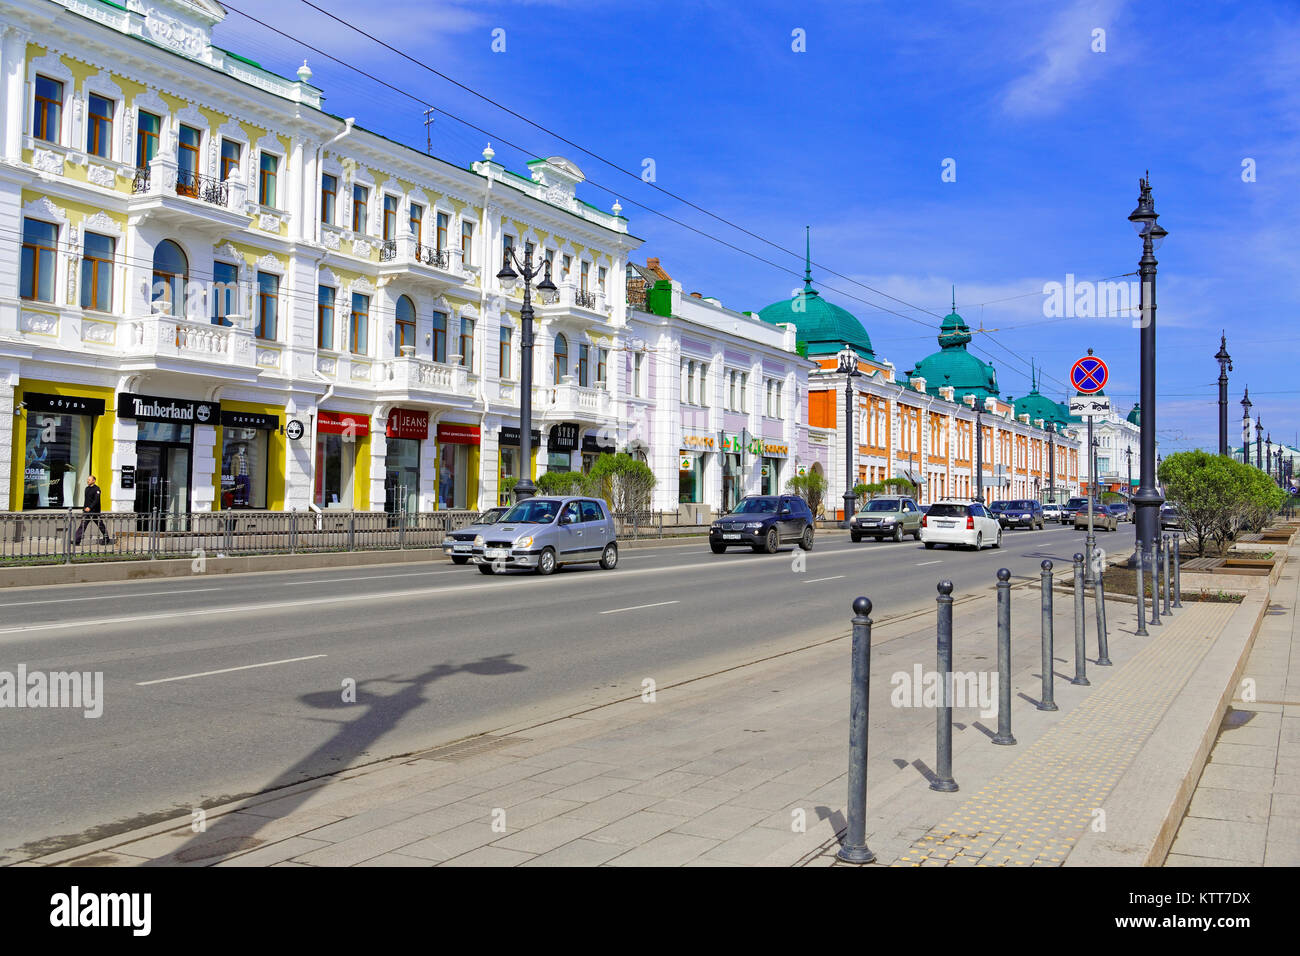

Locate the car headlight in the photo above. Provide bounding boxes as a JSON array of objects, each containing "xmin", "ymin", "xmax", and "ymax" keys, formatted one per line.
[
  {"xmin": 881, "ymin": 516, "xmax": 896, "ymax": 524},
  {"xmin": 473, "ymin": 534, "xmax": 484, "ymax": 547},
  {"xmin": 746, "ymin": 522, "xmax": 763, "ymax": 529},
  {"xmin": 514, "ymin": 535, "xmax": 533, "ymax": 550}
]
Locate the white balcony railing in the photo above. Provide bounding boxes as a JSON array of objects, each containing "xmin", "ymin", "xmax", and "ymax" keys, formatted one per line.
[{"xmin": 126, "ymin": 311, "xmax": 258, "ymax": 368}]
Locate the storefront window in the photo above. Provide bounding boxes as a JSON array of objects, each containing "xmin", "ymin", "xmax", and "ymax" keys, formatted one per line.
[
  {"xmin": 679, "ymin": 452, "xmax": 700, "ymax": 503},
  {"xmin": 220, "ymin": 427, "xmax": 268, "ymax": 509},
  {"xmin": 385, "ymin": 438, "xmax": 420, "ymax": 514},
  {"xmin": 315, "ymin": 434, "xmax": 355, "ymax": 508},
  {"xmin": 438, "ymin": 443, "xmax": 469, "ymax": 510},
  {"xmin": 499, "ymin": 446, "xmax": 518, "ymax": 506},
  {"xmin": 547, "ymin": 452, "xmax": 571, "ymax": 473},
  {"xmin": 23, "ymin": 412, "xmax": 93, "ymax": 509},
  {"xmin": 722, "ymin": 453, "xmax": 742, "ymax": 513},
  {"xmin": 762, "ymin": 457, "xmax": 779, "ymax": 495}
]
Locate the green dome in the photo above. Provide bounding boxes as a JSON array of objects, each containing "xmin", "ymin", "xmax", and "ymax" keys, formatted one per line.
[
  {"xmin": 906, "ymin": 308, "xmax": 999, "ymax": 400},
  {"xmin": 758, "ymin": 228, "xmax": 875, "ymax": 358},
  {"xmin": 1013, "ymin": 389, "xmax": 1071, "ymax": 428},
  {"xmin": 1126, "ymin": 402, "xmax": 1141, "ymax": 425}
]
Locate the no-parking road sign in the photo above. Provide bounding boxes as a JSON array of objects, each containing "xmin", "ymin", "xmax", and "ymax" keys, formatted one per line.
[{"xmin": 1070, "ymin": 355, "xmax": 1108, "ymax": 393}]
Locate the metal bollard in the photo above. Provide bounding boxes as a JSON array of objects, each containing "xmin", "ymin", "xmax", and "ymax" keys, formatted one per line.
[
  {"xmin": 1149, "ymin": 537, "xmax": 1162, "ymax": 626},
  {"xmin": 1170, "ymin": 530, "xmax": 1180, "ymax": 613},
  {"xmin": 1173, "ymin": 536, "xmax": 1183, "ymax": 608},
  {"xmin": 1072, "ymin": 553, "xmax": 1090, "ymax": 685},
  {"xmin": 838, "ymin": 596, "xmax": 876, "ymax": 864},
  {"xmin": 931, "ymin": 581, "xmax": 959, "ymax": 792},
  {"xmin": 1039, "ymin": 560, "xmax": 1058, "ymax": 711},
  {"xmin": 1135, "ymin": 551, "xmax": 1149, "ymax": 636},
  {"xmin": 1094, "ymin": 551, "xmax": 1112, "ymax": 667},
  {"xmin": 993, "ymin": 568, "xmax": 1016, "ymax": 745}
]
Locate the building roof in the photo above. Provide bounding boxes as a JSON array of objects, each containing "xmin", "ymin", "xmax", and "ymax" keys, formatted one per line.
[
  {"xmin": 1126, "ymin": 402, "xmax": 1141, "ymax": 425},
  {"xmin": 757, "ymin": 230, "xmax": 875, "ymax": 358},
  {"xmin": 905, "ymin": 296, "xmax": 999, "ymax": 400}
]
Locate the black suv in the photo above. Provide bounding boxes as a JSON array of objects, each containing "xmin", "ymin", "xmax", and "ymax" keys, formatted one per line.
[
  {"xmin": 710, "ymin": 495, "xmax": 815, "ymax": 554},
  {"xmin": 999, "ymin": 499, "xmax": 1045, "ymax": 530}
]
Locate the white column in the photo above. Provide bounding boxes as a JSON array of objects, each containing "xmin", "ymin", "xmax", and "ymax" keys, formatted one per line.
[
  {"xmin": 110, "ymin": 418, "xmax": 138, "ymax": 513},
  {"xmin": 368, "ymin": 409, "xmax": 386, "ymax": 512},
  {"xmin": 0, "ymin": 364, "xmax": 14, "ymax": 511},
  {"xmin": 192, "ymin": 423, "xmax": 217, "ymax": 512},
  {"xmin": 284, "ymin": 395, "xmax": 312, "ymax": 510},
  {"xmin": 1, "ymin": 28, "xmax": 30, "ymax": 162}
]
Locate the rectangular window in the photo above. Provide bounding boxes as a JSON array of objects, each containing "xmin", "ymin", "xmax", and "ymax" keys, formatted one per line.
[
  {"xmin": 80, "ymin": 232, "xmax": 115, "ymax": 312},
  {"xmin": 409, "ymin": 203, "xmax": 422, "ymax": 245},
  {"xmin": 350, "ymin": 293, "xmax": 369, "ymax": 355},
  {"xmin": 739, "ymin": 373, "xmax": 747, "ymax": 410},
  {"xmin": 212, "ymin": 261, "xmax": 238, "ymax": 326},
  {"xmin": 459, "ymin": 317, "xmax": 474, "ymax": 368},
  {"xmin": 680, "ymin": 361, "xmax": 689, "ymax": 404},
  {"xmin": 220, "ymin": 139, "xmax": 240, "ymax": 181},
  {"xmin": 256, "ymin": 272, "xmax": 278, "ymax": 340},
  {"xmin": 525, "ymin": 240, "xmax": 535, "ymax": 262},
  {"xmin": 320, "ymin": 174, "xmax": 337, "ymax": 225},
  {"xmin": 221, "ymin": 427, "xmax": 268, "ymax": 510},
  {"xmin": 499, "ymin": 327, "xmax": 512, "ymax": 379},
  {"xmin": 598, "ymin": 265, "xmax": 607, "ymax": 294},
  {"xmin": 382, "ymin": 194, "xmax": 398, "ymax": 240},
  {"xmin": 580, "ymin": 261, "xmax": 590, "ymax": 292},
  {"xmin": 562, "ymin": 254, "xmax": 572, "ymax": 281},
  {"xmin": 436, "ymin": 212, "xmax": 448, "ymax": 252},
  {"xmin": 21, "ymin": 218, "xmax": 57, "ymax": 302},
  {"xmin": 597, "ymin": 348, "xmax": 607, "ymax": 387},
  {"xmin": 431, "ymin": 311, "xmax": 447, "ymax": 363},
  {"xmin": 314, "ymin": 433, "xmax": 355, "ymax": 508},
  {"xmin": 503, "ymin": 233, "xmax": 514, "ymax": 264},
  {"xmin": 461, "ymin": 220, "xmax": 473, "ymax": 264},
  {"xmin": 86, "ymin": 93, "xmax": 113, "ymax": 158},
  {"xmin": 34, "ymin": 76, "xmax": 62, "ymax": 143},
  {"xmin": 577, "ymin": 344, "xmax": 589, "ymax": 387},
  {"xmin": 23, "ymin": 410, "xmax": 93, "ymax": 509},
  {"xmin": 137, "ymin": 110, "xmax": 160, "ymax": 168},
  {"xmin": 259, "ymin": 153, "xmax": 278, "ymax": 207},
  {"xmin": 396, "ymin": 304, "xmax": 415, "ymax": 354},
  {"xmin": 177, "ymin": 124, "xmax": 201, "ymax": 195},
  {"xmin": 352, "ymin": 184, "xmax": 368, "ymax": 233},
  {"xmin": 633, "ymin": 353, "xmax": 644, "ymax": 398},
  {"xmin": 317, "ymin": 285, "xmax": 335, "ymax": 349}
]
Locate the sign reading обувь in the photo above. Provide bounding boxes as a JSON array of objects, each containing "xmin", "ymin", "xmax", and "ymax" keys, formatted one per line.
[{"xmin": 117, "ymin": 393, "xmax": 219, "ymax": 424}]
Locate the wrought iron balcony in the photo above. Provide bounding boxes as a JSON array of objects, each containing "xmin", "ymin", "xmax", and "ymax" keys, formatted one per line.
[
  {"xmin": 132, "ymin": 165, "xmax": 150, "ymax": 194},
  {"xmin": 415, "ymin": 243, "xmax": 450, "ymax": 269},
  {"xmin": 175, "ymin": 169, "xmax": 229, "ymax": 206},
  {"xmin": 575, "ymin": 289, "xmax": 597, "ymax": 309}
]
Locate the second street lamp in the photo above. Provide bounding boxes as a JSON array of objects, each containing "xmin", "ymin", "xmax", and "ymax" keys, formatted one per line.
[
  {"xmin": 1256, "ymin": 415, "xmax": 1263, "ymax": 472},
  {"xmin": 1215, "ymin": 333, "xmax": 1232, "ymax": 456},
  {"xmin": 496, "ymin": 246, "xmax": 558, "ymax": 501},
  {"xmin": 1241, "ymin": 387, "xmax": 1253, "ymax": 465},
  {"xmin": 1129, "ymin": 172, "xmax": 1167, "ymax": 569},
  {"xmin": 838, "ymin": 349, "xmax": 862, "ymax": 527}
]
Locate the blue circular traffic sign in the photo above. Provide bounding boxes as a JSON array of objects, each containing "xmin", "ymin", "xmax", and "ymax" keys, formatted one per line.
[{"xmin": 1071, "ymin": 356, "xmax": 1108, "ymax": 393}]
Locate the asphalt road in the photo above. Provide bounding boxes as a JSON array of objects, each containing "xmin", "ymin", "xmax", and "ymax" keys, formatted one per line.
[{"xmin": 0, "ymin": 520, "xmax": 1135, "ymax": 861}]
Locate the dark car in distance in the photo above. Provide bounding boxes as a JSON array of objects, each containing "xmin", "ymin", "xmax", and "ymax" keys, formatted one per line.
[
  {"xmin": 710, "ymin": 495, "xmax": 815, "ymax": 554},
  {"xmin": 1061, "ymin": 496, "xmax": 1091, "ymax": 523},
  {"xmin": 1160, "ymin": 502, "xmax": 1183, "ymax": 530},
  {"xmin": 997, "ymin": 499, "xmax": 1045, "ymax": 530}
]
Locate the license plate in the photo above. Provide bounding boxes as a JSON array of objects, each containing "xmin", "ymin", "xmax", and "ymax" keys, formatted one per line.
[
  {"xmin": 453, "ymin": 544, "xmax": 471, "ymax": 552},
  {"xmin": 723, "ymin": 533, "xmax": 742, "ymax": 540},
  {"xmin": 937, "ymin": 521, "xmax": 955, "ymax": 528},
  {"xmin": 862, "ymin": 520, "xmax": 879, "ymax": 526},
  {"xmin": 484, "ymin": 548, "xmax": 506, "ymax": 559}
]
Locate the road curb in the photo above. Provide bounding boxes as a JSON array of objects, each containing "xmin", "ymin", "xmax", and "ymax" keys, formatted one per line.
[{"xmin": 1063, "ymin": 582, "xmax": 1272, "ymax": 867}]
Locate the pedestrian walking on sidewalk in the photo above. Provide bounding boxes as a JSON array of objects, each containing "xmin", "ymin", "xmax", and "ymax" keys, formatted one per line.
[{"xmin": 73, "ymin": 475, "xmax": 111, "ymax": 546}]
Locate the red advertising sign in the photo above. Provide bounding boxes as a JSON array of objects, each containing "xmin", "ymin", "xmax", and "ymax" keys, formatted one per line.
[
  {"xmin": 317, "ymin": 410, "xmax": 370, "ymax": 436},
  {"xmin": 386, "ymin": 408, "xmax": 429, "ymax": 440},
  {"xmin": 437, "ymin": 422, "xmax": 481, "ymax": 445}
]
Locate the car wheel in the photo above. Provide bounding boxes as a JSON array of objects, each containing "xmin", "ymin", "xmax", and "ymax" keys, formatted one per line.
[
  {"xmin": 536, "ymin": 548, "xmax": 557, "ymax": 575},
  {"xmin": 599, "ymin": 543, "xmax": 618, "ymax": 570},
  {"xmin": 800, "ymin": 526, "xmax": 815, "ymax": 551},
  {"xmin": 924, "ymin": 541, "xmax": 936, "ymax": 549},
  {"xmin": 477, "ymin": 564, "xmax": 495, "ymax": 575},
  {"xmin": 850, "ymin": 531, "xmax": 862, "ymax": 543},
  {"xmin": 994, "ymin": 529, "xmax": 1003, "ymax": 548},
  {"xmin": 764, "ymin": 527, "xmax": 779, "ymax": 554},
  {"xmin": 711, "ymin": 543, "xmax": 727, "ymax": 554},
  {"xmin": 913, "ymin": 528, "xmax": 922, "ymax": 541},
  {"xmin": 451, "ymin": 556, "xmax": 470, "ymax": 565},
  {"xmin": 892, "ymin": 525, "xmax": 903, "ymax": 543},
  {"xmin": 974, "ymin": 532, "xmax": 983, "ymax": 551}
]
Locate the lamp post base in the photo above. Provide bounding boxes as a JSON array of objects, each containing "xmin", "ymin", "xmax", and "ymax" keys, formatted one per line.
[
  {"xmin": 841, "ymin": 492, "xmax": 857, "ymax": 529},
  {"xmin": 513, "ymin": 478, "xmax": 536, "ymax": 502}
]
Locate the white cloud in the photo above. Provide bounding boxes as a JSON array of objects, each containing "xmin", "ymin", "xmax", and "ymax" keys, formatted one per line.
[{"xmin": 1001, "ymin": 0, "xmax": 1126, "ymax": 118}]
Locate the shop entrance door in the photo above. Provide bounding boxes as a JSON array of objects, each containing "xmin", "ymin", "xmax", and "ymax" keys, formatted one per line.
[{"xmin": 134, "ymin": 442, "xmax": 191, "ymax": 529}]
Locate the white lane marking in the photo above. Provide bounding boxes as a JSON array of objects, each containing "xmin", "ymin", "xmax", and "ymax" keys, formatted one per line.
[
  {"xmin": 916, "ymin": 560, "xmax": 943, "ymax": 567},
  {"xmin": 0, "ymin": 587, "xmax": 222, "ymax": 608},
  {"xmin": 599, "ymin": 600, "xmax": 681, "ymax": 615},
  {"xmin": 801, "ymin": 575, "xmax": 845, "ymax": 584},
  {"xmin": 137, "ymin": 654, "xmax": 328, "ymax": 686}
]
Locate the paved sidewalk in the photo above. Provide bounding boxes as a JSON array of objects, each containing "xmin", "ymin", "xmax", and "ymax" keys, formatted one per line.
[
  {"xmin": 1166, "ymin": 541, "xmax": 1300, "ymax": 866},
  {"xmin": 26, "ymin": 570, "xmax": 1261, "ymax": 868}
]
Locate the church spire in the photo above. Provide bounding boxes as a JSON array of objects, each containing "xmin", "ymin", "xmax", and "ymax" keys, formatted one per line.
[
  {"xmin": 951, "ymin": 285, "xmax": 956, "ymax": 314},
  {"xmin": 804, "ymin": 225, "xmax": 813, "ymax": 291}
]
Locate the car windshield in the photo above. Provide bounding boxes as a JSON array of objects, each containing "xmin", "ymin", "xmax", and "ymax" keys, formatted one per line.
[
  {"xmin": 865, "ymin": 499, "xmax": 902, "ymax": 512},
  {"xmin": 1067, "ymin": 498, "xmax": 1088, "ymax": 508},
  {"xmin": 992, "ymin": 501, "xmax": 1009, "ymax": 509},
  {"xmin": 1012, "ymin": 501, "xmax": 1034, "ymax": 509},
  {"xmin": 478, "ymin": 508, "xmax": 507, "ymax": 523},
  {"xmin": 734, "ymin": 497, "xmax": 778, "ymax": 514},
  {"xmin": 928, "ymin": 503, "xmax": 967, "ymax": 518},
  {"xmin": 501, "ymin": 499, "xmax": 561, "ymax": 524}
]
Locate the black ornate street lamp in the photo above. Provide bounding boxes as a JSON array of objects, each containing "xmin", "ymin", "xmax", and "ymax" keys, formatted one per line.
[
  {"xmin": 975, "ymin": 402, "xmax": 984, "ymax": 502},
  {"xmin": 1129, "ymin": 173, "xmax": 1167, "ymax": 568},
  {"xmin": 1256, "ymin": 415, "xmax": 1263, "ymax": 472},
  {"xmin": 1266, "ymin": 434, "xmax": 1273, "ymax": 477},
  {"xmin": 1047, "ymin": 422, "xmax": 1056, "ymax": 503},
  {"xmin": 838, "ymin": 349, "xmax": 862, "ymax": 527},
  {"xmin": 1215, "ymin": 333, "xmax": 1232, "ymax": 456},
  {"xmin": 1241, "ymin": 388, "xmax": 1252, "ymax": 465},
  {"xmin": 1126, "ymin": 444, "xmax": 1133, "ymax": 498},
  {"xmin": 496, "ymin": 246, "xmax": 558, "ymax": 501}
]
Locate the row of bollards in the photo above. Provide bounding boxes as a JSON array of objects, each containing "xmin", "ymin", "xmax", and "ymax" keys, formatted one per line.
[{"xmin": 839, "ymin": 533, "xmax": 1180, "ymax": 863}]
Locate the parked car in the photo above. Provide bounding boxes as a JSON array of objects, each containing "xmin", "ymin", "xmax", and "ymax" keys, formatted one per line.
[
  {"xmin": 442, "ymin": 506, "xmax": 508, "ymax": 565},
  {"xmin": 1074, "ymin": 503, "xmax": 1117, "ymax": 531},
  {"xmin": 920, "ymin": 498, "xmax": 1003, "ymax": 550},
  {"xmin": 471, "ymin": 496, "xmax": 618, "ymax": 575},
  {"xmin": 1000, "ymin": 499, "xmax": 1046, "ymax": 530},
  {"xmin": 1160, "ymin": 502, "xmax": 1183, "ymax": 530},
  {"xmin": 850, "ymin": 496, "xmax": 922, "ymax": 542},
  {"xmin": 1061, "ymin": 496, "xmax": 1091, "ymax": 524},
  {"xmin": 1104, "ymin": 502, "xmax": 1131, "ymax": 523},
  {"xmin": 1042, "ymin": 502, "xmax": 1064, "ymax": 523},
  {"xmin": 710, "ymin": 494, "xmax": 815, "ymax": 554}
]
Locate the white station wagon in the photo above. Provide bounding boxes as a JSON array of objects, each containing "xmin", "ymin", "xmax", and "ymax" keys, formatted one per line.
[{"xmin": 921, "ymin": 498, "xmax": 1003, "ymax": 550}]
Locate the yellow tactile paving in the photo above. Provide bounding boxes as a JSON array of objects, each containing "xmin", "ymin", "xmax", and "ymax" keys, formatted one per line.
[{"xmin": 890, "ymin": 602, "xmax": 1235, "ymax": 867}]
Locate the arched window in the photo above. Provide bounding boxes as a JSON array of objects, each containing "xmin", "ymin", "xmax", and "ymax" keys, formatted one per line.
[
  {"xmin": 395, "ymin": 295, "xmax": 416, "ymax": 355},
  {"xmin": 554, "ymin": 333, "xmax": 568, "ymax": 385},
  {"xmin": 152, "ymin": 240, "xmax": 188, "ymax": 317}
]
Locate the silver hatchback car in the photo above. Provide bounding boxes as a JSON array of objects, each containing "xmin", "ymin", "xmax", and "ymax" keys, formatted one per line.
[{"xmin": 472, "ymin": 496, "xmax": 619, "ymax": 575}]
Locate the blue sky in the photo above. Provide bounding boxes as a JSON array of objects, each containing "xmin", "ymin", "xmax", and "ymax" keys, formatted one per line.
[{"xmin": 215, "ymin": 0, "xmax": 1300, "ymax": 453}]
